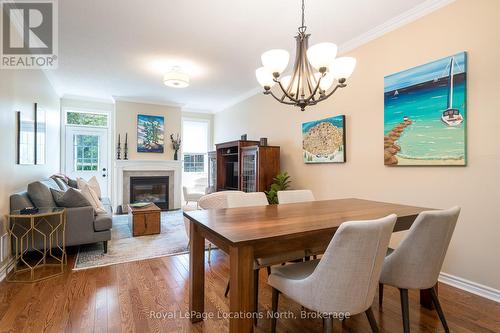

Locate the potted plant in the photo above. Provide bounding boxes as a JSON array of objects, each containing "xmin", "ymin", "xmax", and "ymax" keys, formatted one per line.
[{"xmin": 265, "ymin": 171, "xmax": 291, "ymax": 204}]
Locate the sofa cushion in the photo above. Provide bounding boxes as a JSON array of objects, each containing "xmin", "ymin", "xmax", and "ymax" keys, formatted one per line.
[
  {"xmin": 94, "ymin": 214, "xmax": 112, "ymax": 231},
  {"xmin": 10, "ymin": 192, "xmax": 34, "ymax": 211},
  {"xmin": 27, "ymin": 179, "xmax": 60, "ymax": 208},
  {"xmin": 81, "ymin": 184, "xmax": 107, "ymax": 214},
  {"xmin": 51, "ymin": 177, "xmax": 70, "ymax": 191},
  {"xmin": 51, "ymin": 188, "xmax": 91, "ymax": 208}
]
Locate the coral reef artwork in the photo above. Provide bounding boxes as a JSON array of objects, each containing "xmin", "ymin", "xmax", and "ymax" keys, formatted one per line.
[
  {"xmin": 137, "ymin": 114, "xmax": 165, "ymax": 153},
  {"xmin": 302, "ymin": 115, "xmax": 346, "ymax": 164}
]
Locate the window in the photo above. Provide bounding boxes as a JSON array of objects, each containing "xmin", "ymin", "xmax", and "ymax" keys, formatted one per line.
[
  {"xmin": 74, "ymin": 134, "xmax": 99, "ymax": 171},
  {"xmin": 182, "ymin": 119, "xmax": 209, "ymax": 173},
  {"xmin": 184, "ymin": 154, "xmax": 205, "ymax": 172},
  {"xmin": 67, "ymin": 111, "xmax": 108, "ymax": 127}
]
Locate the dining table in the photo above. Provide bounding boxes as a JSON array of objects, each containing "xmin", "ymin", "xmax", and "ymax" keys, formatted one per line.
[{"xmin": 183, "ymin": 198, "xmax": 432, "ymax": 333}]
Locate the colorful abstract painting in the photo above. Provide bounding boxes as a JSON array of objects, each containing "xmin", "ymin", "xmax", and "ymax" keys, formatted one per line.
[
  {"xmin": 302, "ymin": 115, "xmax": 346, "ymax": 164},
  {"xmin": 137, "ymin": 114, "xmax": 164, "ymax": 153},
  {"xmin": 384, "ymin": 52, "xmax": 467, "ymax": 166}
]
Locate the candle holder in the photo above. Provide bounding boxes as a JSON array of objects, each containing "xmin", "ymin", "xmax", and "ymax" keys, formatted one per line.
[
  {"xmin": 116, "ymin": 134, "xmax": 122, "ymax": 160},
  {"xmin": 124, "ymin": 133, "xmax": 129, "ymax": 160}
]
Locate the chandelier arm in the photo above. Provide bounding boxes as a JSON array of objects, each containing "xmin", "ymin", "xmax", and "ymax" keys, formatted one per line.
[
  {"xmin": 268, "ymin": 91, "xmax": 297, "ymax": 105},
  {"xmin": 318, "ymin": 83, "xmax": 347, "ymax": 101},
  {"xmin": 276, "ymin": 79, "xmax": 299, "ymax": 103},
  {"xmin": 305, "ymin": 77, "xmax": 323, "ymax": 103}
]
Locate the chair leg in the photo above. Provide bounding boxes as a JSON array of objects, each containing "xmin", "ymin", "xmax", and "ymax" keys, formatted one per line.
[
  {"xmin": 267, "ymin": 266, "xmax": 271, "ymax": 276},
  {"xmin": 207, "ymin": 243, "xmax": 212, "ymax": 264},
  {"xmin": 103, "ymin": 241, "xmax": 108, "ymax": 254},
  {"xmin": 323, "ymin": 316, "xmax": 333, "ymax": 333},
  {"xmin": 400, "ymin": 288, "xmax": 410, "ymax": 333},
  {"xmin": 379, "ymin": 283, "xmax": 384, "ymax": 306},
  {"xmin": 224, "ymin": 281, "xmax": 230, "ymax": 298},
  {"xmin": 365, "ymin": 307, "xmax": 380, "ymax": 333},
  {"xmin": 429, "ymin": 287, "xmax": 450, "ymax": 333},
  {"xmin": 271, "ymin": 288, "xmax": 280, "ymax": 333},
  {"xmin": 254, "ymin": 269, "xmax": 259, "ymax": 325}
]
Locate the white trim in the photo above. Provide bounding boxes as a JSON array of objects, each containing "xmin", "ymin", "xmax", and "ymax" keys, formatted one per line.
[
  {"xmin": 439, "ymin": 272, "xmax": 500, "ymax": 303},
  {"xmin": 212, "ymin": 0, "xmax": 456, "ymax": 114},
  {"xmin": 62, "ymin": 94, "xmax": 115, "ymax": 104},
  {"xmin": 112, "ymin": 96, "xmax": 184, "ymax": 108},
  {"xmin": 339, "ymin": 0, "xmax": 456, "ymax": 53}
]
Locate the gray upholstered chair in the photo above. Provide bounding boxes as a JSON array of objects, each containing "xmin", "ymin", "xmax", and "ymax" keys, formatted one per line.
[
  {"xmin": 379, "ymin": 206, "xmax": 460, "ymax": 333},
  {"xmin": 277, "ymin": 189, "xmax": 315, "ymax": 204},
  {"xmin": 268, "ymin": 214, "xmax": 397, "ymax": 333}
]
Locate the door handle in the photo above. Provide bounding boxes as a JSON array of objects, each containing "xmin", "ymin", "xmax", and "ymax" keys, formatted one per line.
[
  {"xmin": 102, "ymin": 174, "xmax": 106, "ymax": 178},
  {"xmin": 102, "ymin": 168, "xmax": 107, "ymax": 172}
]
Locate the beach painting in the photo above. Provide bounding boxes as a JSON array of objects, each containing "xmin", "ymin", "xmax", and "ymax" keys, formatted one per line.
[
  {"xmin": 384, "ymin": 52, "xmax": 467, "ymax": 166},
  {"xmin": 302, "ymin": 115, "xmax": 346, "ymax": 163},
  {"xmin": 137, "ymin": 114, "xmax": 165, "ymax": 153}
]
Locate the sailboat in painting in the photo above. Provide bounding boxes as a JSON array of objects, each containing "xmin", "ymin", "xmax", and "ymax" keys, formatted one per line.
[{"xmin": 441, "ymin": 57, "xmax": 464, "ymax": 127}]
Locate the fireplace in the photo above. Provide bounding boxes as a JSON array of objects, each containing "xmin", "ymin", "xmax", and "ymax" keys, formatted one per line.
[{"xmin": 130, "ymin": 176, "xmax": 169, "ymax": 210}]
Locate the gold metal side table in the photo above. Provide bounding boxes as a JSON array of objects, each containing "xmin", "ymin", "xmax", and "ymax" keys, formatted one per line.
[{"xmin": 7, "ymin": 207, "xmax": 67, "ymax": 282}]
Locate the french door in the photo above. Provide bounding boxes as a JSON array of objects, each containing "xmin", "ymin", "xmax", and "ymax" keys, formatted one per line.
[{"xmin": 65, "ymin": 126, "xmax": 109, "ymax": 197}]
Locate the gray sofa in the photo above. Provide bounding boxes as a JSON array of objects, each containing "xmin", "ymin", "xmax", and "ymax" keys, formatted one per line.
[{"xmin": 10, "ymin": 178, "xmax": 112, "ymax": 253}]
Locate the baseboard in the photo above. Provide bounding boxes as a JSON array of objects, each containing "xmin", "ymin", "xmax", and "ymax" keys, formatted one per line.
[{"xmin": 439, "ymin": 272, "xmax": 500, "ymax": 303}]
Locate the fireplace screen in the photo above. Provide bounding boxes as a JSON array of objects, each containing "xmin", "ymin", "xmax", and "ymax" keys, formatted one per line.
[{"xmin": 130, "ymin": 176, "xmax": 169, "ymax": 210}]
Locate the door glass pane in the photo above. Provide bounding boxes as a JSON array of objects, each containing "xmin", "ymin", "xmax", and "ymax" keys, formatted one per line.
[{"xmin": 74, "ymin": 135, "xmax": 99, "ymax": 171}]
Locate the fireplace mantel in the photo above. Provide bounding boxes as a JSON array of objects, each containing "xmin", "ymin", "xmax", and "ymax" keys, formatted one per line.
[{"xmin": 113, "ymin": 160, "xmax": 182, "ymax": 210}]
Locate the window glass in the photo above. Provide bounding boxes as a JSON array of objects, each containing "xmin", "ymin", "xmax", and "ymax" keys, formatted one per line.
[
  {"xmin": 67, "ymin": 112, "xmax": 108, "ymax": 127},
  {"xmin": 184, "ymin": 153, "xmax": 205, "ymax": 172},
  {"xmin": 74, "ymin": 134, "xmax": 99, "ymax": 171}
]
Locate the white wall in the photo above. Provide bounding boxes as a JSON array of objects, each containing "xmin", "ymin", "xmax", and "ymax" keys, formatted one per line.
[
  {"xmin": 214, "ymin": 0, "xmax": 500, "ymax": 292},
  {"xmin": 0, "ymin": 70, "xmax": 60, "ymax": 272}
]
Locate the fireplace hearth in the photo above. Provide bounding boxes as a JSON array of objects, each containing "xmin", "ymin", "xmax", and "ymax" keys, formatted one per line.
[{"xmin": 130, "ymin": 176, "xmax": 169, "ymax": 210}]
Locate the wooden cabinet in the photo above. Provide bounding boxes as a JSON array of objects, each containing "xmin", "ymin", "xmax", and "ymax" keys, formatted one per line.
[
  {"xmin": 215, "ymin": 140, "xmax": 280, "ymax": 192},
  {"xmin": 128, "ymin": 204, "xmax": 161, "ymax": 237},
  {"xmin": 241, "ymin": 146, "xmax": 280, "ymax": 192}
]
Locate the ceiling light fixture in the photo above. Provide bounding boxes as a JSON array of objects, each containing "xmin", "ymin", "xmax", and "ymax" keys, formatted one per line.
[
  {"xmin": 163, "ymin": 66, "xmax": 190, "ymax": 88},
  {"xmin": 256, "ymin": 0, "xmax": 356, "ymax": 111}
]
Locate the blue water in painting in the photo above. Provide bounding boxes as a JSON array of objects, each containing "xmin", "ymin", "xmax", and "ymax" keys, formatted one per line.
[
  {"xmin": 302, "ymin": 115, "xmax": 344, "ymax": 134},
  {"xmin": 384, "ymin": 54, "xmax": 467, "ymax": 161}
]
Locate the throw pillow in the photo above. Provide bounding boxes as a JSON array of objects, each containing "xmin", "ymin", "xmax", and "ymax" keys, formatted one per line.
[
  {"xmin": 27, "ymin": 181, "xmax": 57, "ymax": 207},
  {"xmin": 51, "ymin": 176, "xmax": 70, "ymax": 191},
  {"xmin": 51, "ymin": 188, "xmax": 91, "ymax": 207},
  {"xmin": 87, "ymin": 176, "xmax": 102, "ymax": 199},
  {"xmin": 76, "ymin": 177, "xmax": 87, "ymax": 189},
  {"xmin": 81, "ymin": 184, "xmax": 107, "ymax": 215}
]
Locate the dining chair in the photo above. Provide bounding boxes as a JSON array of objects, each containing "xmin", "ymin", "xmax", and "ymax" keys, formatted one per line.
[
  {"xmin": 226, "ymin": 191, "xmax": 269, "ymax": 208},
  {"xmin": 277, "ymin": 189, "xmax": 315, "ymax": 204},
  {"xmin": 378, "ymin": 206, "xmax": 460, "ymax": 333},
  {"xmin": 268, "ymin": 214, "xmax": 397, "ymax": 333},
  {"xmin": 185, "ymin": 191, "xmax": 244, "ymax": 263}
]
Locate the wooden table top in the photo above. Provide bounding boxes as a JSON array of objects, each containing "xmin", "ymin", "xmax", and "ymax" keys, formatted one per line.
[
  {"xmin": 183, "ymin": 198, "xmax": 430, "ymax": 245},
  {"xmin": 128, "ymin": 203, "xmax": 161, "ymax": 214}
]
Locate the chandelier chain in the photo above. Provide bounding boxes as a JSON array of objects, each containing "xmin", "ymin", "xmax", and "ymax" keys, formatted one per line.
[{"xmin": 299, "ymin": 0, "xmax": 306, "ymax": 33}]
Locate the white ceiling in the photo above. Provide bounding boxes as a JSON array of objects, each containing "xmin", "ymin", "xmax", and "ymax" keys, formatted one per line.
[{"xmin": 50, "ymin": 0, "xmax": 449, "ymax": 112}]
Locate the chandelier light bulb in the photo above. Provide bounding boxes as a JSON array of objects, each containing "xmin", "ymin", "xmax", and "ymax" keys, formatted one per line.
[
  {"xmin": 307, "ymin": 43, "xmax": 338, "ymax": 71},
  {"xmin": 319, "ymin": 73, "xmax": 335, "ymax": 91},
  {"xmin": 330, "ymin": 57, "xmax": 357, "ymax": 80},
  {"xmin": 261, "ymin": 49, "xmax": 290, "ymax": 75},
  {"xmin": 255, "ymin": 67, "xmax": 276, "ymax": 88}
]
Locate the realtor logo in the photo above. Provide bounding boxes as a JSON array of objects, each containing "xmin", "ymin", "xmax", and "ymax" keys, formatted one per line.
[{"xmin": 1, "ymin": 0, "xmax": 58, "ymax": 69}]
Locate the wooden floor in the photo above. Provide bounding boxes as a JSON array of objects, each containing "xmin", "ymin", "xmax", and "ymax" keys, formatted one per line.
[{"xmin": 0, "ymin": 249, "xmax": 499, "ymax": 333}]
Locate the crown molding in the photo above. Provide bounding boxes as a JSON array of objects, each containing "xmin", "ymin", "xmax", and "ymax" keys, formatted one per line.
[
  {"xmin": 339, "ymin": 0, "xmax": 456, "ymax": 53},
  {"xmin": 61, "ymin": 94, "xmax": 115, "ymax": 104},
  {"xmin": 112, "ymin": 96, "xmax": 184, "ymax": 108},
  {"xmin": 213, "ymin": 0, "xmax": 456, "ymax": 114}
]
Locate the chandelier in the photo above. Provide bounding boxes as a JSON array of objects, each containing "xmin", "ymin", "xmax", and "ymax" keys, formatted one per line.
[{"xmin": 255, "ymin": 0, "xmax": 356, "ymax": 111}]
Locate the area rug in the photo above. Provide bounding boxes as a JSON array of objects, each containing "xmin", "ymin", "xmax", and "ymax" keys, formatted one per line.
[{"xmin": 74, "ymin": 210, "xmax": 190, "ymax": 270}]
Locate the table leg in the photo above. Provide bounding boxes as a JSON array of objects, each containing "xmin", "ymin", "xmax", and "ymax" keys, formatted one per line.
[
  {"xmin": 420, "ymin": 283, "xmax": 438, "ymax": 310},
  {"xmin": 229, "ymin": 245, "xmax": 255, "ymax": 333},
  {"xmin": 189, "ymin": 222, "xmax": 205, "ymax": 323}
]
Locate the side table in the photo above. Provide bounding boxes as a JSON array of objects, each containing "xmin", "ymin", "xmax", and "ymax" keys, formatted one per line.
[{"xmin": 7, "ymin": 207, "xmax": 67, "ymax": 282}]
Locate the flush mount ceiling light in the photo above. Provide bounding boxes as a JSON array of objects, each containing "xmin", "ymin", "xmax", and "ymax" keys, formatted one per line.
[
  {"xmin": 163, "ymin": 66, "xmax": 190, "ymax": 88},
  {"xmin": 256, "ymin": 0, "xmax": 356, "ymax": 111}
]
